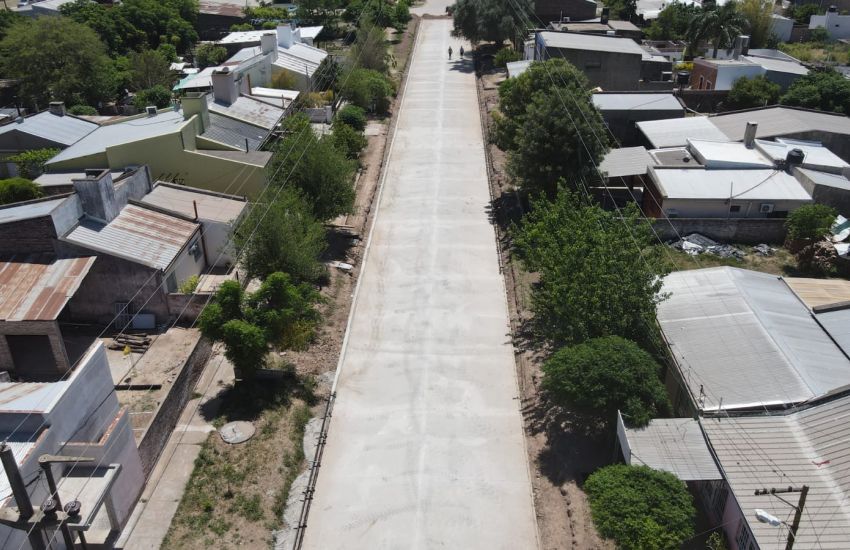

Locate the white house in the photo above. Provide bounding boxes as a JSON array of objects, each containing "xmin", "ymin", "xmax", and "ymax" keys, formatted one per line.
[{"xmin": 810, "ymin": 6, "xmax": 850, "ymax": 40}]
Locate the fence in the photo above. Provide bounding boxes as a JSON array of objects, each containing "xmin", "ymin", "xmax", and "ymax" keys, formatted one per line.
[{"xmin": 651, "ymin": 217, "xmax": 788, "ymax": 244}]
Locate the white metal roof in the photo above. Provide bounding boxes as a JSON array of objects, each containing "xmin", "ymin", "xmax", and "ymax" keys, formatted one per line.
[
  {"xmin": 0, "ymin": 110, "xmax": 98, "ymax": 147},
  {"xmin": 711, "ymin": 107, "xmax": 850, "ymax": 141},
  {"xmin": 638, "ymin": 116, "xmax": 729, "ymax": 148},
  {"xmin": 217, "ymin": 30, "xmax": 274, "ymax": 44},
  {"xmin": 651, "ymin": 168, "xmax": 812, "ymax": 201},
  {"xmin": 817, "ymin": 309, "xmax": 850, "ymax": 357},
  {"xmin": 600, "ymin": 146, "xmax": 655, "ymax": 177},
  {"xmin": 538, "ymin": 31, "xmax": 647, "ymax": 56},
  {"xmin": 249, "ymin": 87, "xmax": 300, "ymax": 102},
  {"xmin": 299, "ymin": 26, "xmax": 324, "ymax": 40},
  {"xmin": 621, "ymin": 418, "xmax": 722, "ymax": 481},
  {"xmin": 593, "ymin": 93, "xmax": 683, "ymax": 112},
  {"xmin": 744, "ymin": 54, "xmax": 809, "ymax": 76},
  {"xmin": 796, "ymin": 167, "xmax": 850, "ymax": 191},
  {"xmin": 174, "ymin": 67, "xmax": 217, "ymax": 91},
  {"xmin": 34, "ymin": 170, "xmax": 126, "ymax": 188},
  {"xmin": 658, "ymin": 267, "xmax": 850, "ymax": 411},
  {"xmin": 702, "ymin": 395, "xmax": 850, "ymax": 549},
  {"xmin": 273, "ymin": 42, "xmax": 327, "ymax": 77},
  {"xmin": 506, "ymin": 60, "xmax": 532, "ymax": 79},
  {"xmin": 208, "ymin": 95, "xmax": 284, "ymax": 130},
  {"xmin": 687, "ymin": 139, "xmax": 775, "ymax": 169},
  {"xmin": 757, "ymin": 138, "xmax": 850, "ymax": 171},
  {"xmin": 62, "ymin": 204, "xmax": 199, "ymax": 270},
  {"xmin": 141, "ymin": 182, "xmax": 247, "ymax": 223}
]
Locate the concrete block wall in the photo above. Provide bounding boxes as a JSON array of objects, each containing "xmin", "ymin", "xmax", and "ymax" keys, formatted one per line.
[
  {"xmin": 0, "ymin": 320, "xmax": 69, "ymax": 379},
  {"xmin": 651, "ymin": 217, "xmax": 788, "ymax": 244}
]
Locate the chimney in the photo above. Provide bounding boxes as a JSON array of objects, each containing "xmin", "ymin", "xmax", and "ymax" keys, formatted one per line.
[
  {"xmin": 261, "ymin": 32, "xmax": 276, "ymax": 57},
  {"xmin": 732, "ymin": 35, "xmax": 750, "ymax": 60},
  {"xmin": 277, "ymin": 24, "xmax": 293, "ymax": 48},
  {"xmin": 48, "ymin": 101, "xmax": 66, "ymax": 116},
  {"xmin": 211, "ymin": 67, "xmax": 240, "ymax": 105},
  {"xmin": 600, "ymin": 7, "xmax": 610, "ymax": 25},
  {"xmin": 744, "ymin": 121, "xmax": 757, "ymax": 148},
  {"xmin": 182, "ymin": 92, "xmax": 210, "ymax": 132},
  {"xmin": 72, "ymin": 169, "xmax": 121, "ymax": 223}
]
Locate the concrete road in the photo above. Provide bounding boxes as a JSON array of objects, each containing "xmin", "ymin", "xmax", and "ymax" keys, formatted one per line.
[{"xmin": 301, "ymin": 17, "xmax": 539, "ymax": 550}]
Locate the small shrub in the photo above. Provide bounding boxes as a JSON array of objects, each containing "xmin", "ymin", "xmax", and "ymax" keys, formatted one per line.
[
  {"xmin": 341, "ymin": 68, "xmax": 394, "ymax": 114},
  {"xmin": 494, "ymin": 47, "xmax": 521, "ymax": 68},
  {"xmin": 271, "ymin": 69, "xmax": 299, "ymax": 90},
  {"xmin": 134, "ymin": 85, "xmax": 172, "ymax": 110},
  {"xmin": 785, "ymin": 204, "xmax": 837, "ymax": 241},
  {"xmin": 68, "ymin": 105, "xmax": 98, "ymax": 116},
  {"xmin": 331, "ymin": 122, "xmax": 368, "ymax": 159},
  {"xmin": 0, "ymin": 177, "xmax": 43, "ymax": 205},
  {"xmin": 336, "ymin": 104, "xmax": 367, "ymax": 131},
  {"xmin": 178, "ymin": 275, "xmax": 200, "ymax": 294},
  {"xmin": 6, "ymin": 148, "xmax": 58, "ymax": 179}
]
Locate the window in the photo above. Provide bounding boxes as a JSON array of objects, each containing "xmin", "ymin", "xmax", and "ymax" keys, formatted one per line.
[
  {"xmin": 736, "ymin": 522, "xmax": 757, "ymax": 550},
  {"xmin": 730, "ymin": 205, "xmax": 741, "ymax": 213},
  {"xmin": 699, "ymin": 75, "xmax": 704, "ymax": 89},
  {"xmin": 585, "ymin": 62, "xmax": 602, "ymax": 69},
  {"xmin": 706, "ymin": 80, "xmax": 713, "ymax": 90}
]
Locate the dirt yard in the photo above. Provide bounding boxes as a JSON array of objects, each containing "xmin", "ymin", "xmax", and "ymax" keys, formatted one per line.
[{"xmin": 476, "ymin": 63, "xmax": 615, "ymax": 550}]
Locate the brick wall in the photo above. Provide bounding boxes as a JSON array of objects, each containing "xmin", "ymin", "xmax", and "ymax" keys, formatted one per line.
[{"xmin": 0, "ymin": 216, "xmax": 57, "ymax": 255}]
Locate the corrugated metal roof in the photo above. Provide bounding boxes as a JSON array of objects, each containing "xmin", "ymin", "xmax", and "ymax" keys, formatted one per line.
[
  {"xmin": 0, "ymin": 110, "xmax": 97, "ymax": 147},
  {"xmin": 140, "ymin": 182, "xmax": 247, "ymax": 223},
  {"xmin": 711, "ymin": 107, "xmax": 850, "ymax": 141},
  {"xmin": 0, "ymin": 198, "xmax": 67, "ymax": 224},
  {"xmin": 62, "ymin": 204, "xmax": 198, "ymax": 270},
  {"xmin": 198, "ymin": 149, "xmax": 272, "ymax": 166},
  {"xmin": 0, "ymin": 381, "xmax": 67, "ymax": 411},
  {"xmin": 702, "ymin": 396, "xmax": 850, "ymax": 549},
  {"xmin": 273, "ymin": 43, "xmax": 327, "ymax": 77},
  {"xmin": 593, "ymin": 93, "xmax": 683, "ymax": 112},
  {"xmin": 197, "ymin": 0, "xmax": 244, "ymax": 17},
  {"xmin": 623, "ymin": 418, "xmax": 722, "ymax": 481},
  {"xmin": 208, "ymin": 95, "xmax": 284, "ymax": 130},
  {"xmin": 203, "ymin": 112, "xmax": 268, "ymax": 151},
  {"xmin": 744, "ymin": 54, "xmax": 809, "ymax": 76},
  {"xmin": 784, "ymin": 278, "xmax": 850, "ymax": 309},
  {"xmin": 600, "ymin": 146, "xmax": 655, "ymax": 177},
  {"xmin": 638, "ymin": 117, "xmax": 729, "ymax": 148},
  {"xmin": 538, "ymin": 31, "xmax": 646, "ymax": 55},
  {"xmin": 659, "ymin": 267, "xmax": 850, "ymax": 410},
  {"xmin": 0, "ymin": 255, "xmax": 96, "ymax": 321},
  {"xmin": 818, "ymin": 310, "xmax": 850, "ymax": 358},
  {"xmin": 652, "ymin": 168, "xmax": 812, "ymax": 201},
  {"xmin": 0, "ymin": 432, "xmax": 41, "ymax": 504}
]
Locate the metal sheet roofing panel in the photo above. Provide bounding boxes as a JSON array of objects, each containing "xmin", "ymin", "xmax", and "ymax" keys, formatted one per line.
[
  {"xmin": 703, "ymin": 396, "xmax": 850, "ymax": 549},
  {"xmin": 688, "ymin": 139, "xmax": 774, "ymax": 168},
  {"xmin": 538, "ymin": 31, "xmax": 646, "ymax": 55},
  {"xmin": 141, "ymin": 182, "xmax": 247, "ymax": 223},
  {"xmin": 203, "ymin": 112, "xmax": 268, "ymax": 151},
  {"xmin": 0, "ymin": 381, "xmax": 67, "ymax": 411},
  {"xmin": 208, "ymin": 95, "xmax": 284, "ymax": 130},
  {"xmin": 658, "ymin": 267, "xmax": 850, "ymax": 410},
  {"xmin": 0, "ymin": 198, "xmax": 66, "ymax": 224},
  {"xmin": 273, "ymin": 43, "xmax": 328, "ymax": 76},
  {"xmin": 623, "ymin": 418, "xmax": 722, "ymax": 480},
  {"xmin": 744, "ymin": 54, "xmax": 809, "ymax": 75},
  {"xmin": 759, "ymin": 138, "xmax": 850, "ymax": 170},
  {"xmin": 652, "ymin": 168, "xmax": 811, "ymax": 200},
  {"xmin": 600, "ymin": 146, "xmax": 655, "ymax": 177},
  {"xmin": 0, "ymin": 110, "xmax": 97, "ymax": 147},
  {"xmin": 0, "ymin": 432, "xmax": 41, "ymax": 503},
  {"xmin": 593, "ymin": 93, "xmax": 683, "ymax": 111},
  {"xmin": 63, "ymin": 204, "xmax": 198, "ymax": 270},
  {"xmin": 711, "ymin": 107, "xmax": 850, "ymax": 141},
  {"xmin": 638, "ymin": 116, "xmax": 728, "ymax": 148},
  {"xmin": 817, "ymin": 310, "xmax": 850, "ymax": 358},
  {"xmin": 796, "ymin": 168, "xmax": 850, "ymax": 191},
  {"xmin": 0, "ymin": 255, "xmax": 96, "ymax": 321}
]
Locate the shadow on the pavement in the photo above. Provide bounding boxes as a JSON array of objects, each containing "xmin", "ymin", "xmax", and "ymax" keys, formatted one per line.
[{"xmin": 199, "ymin": 371, "xmax": 317, "ymax": 423}]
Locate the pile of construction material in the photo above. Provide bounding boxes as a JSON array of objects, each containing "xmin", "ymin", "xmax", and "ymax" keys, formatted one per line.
[
  {"xmin": 108, "ymin": 333, "xmax": 151, "ymax": 353},
  {"xmin": 669, "ymin": 233, "xmax": 746, "ymax": 259}
]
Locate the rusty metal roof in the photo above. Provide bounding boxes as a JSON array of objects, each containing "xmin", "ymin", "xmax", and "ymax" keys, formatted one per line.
[
  {"xmin": 62, "ymin": 204, "xmax": 199, "ymax": 271},
  {"xmin": 0, "ymin": 255, "xmax": 96, "ymax": 321}
]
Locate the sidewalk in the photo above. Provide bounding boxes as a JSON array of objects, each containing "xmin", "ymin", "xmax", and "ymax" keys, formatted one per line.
[{"xmin": 116, "ymin": 348, "xmax": 234, "ymax": 549}]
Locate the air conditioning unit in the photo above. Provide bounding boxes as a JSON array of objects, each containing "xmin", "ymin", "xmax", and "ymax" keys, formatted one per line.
[
  {"xmin": 760, "ymin": 203, "xmax": 774, "ymax": 214},
  {"xmin": 145, "ymin": 106, "xmax": 158, "ymax": 116}
]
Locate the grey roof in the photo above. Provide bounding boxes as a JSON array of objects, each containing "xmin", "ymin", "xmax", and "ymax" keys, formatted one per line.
[
  {"xmin": 273, "ymin": 42, "xmax": 327, "ymax": 77},
  {"xmin": 0, "ymin": 110, "xmax": 98, "ymax": 147},
  {"xmin": 506, "ymin": 60, "xmax": 532, "ymax": 79},
  {"xmin": 817, "ymin": 309, "xmax": 850, "ymax": 357},
  {"xmin": 0, "ymin": 198, "xmax": 67, "ymax": 224},
  {"xmin": 208, "ymin": 95, "xmax": 284, "ymax": 130},
  {"xmin": 593, "ymin": 93, "xmax": 683, "ymax": 112},
  {"xmin": 141, "ymin": 182, "xmax": 247, "ymax": 223},
  {"xmin": 658, "ymin": 267, "xmax": 850, "ymax": 411},
  {"xmin": 62, "ymin": 204, "xmax": 199, "ymax": 270},
  {"xmin": 202, "ymin": 112, "xmax": 268, "ymax": 151},
  {"xmin": 199, "ymin": 149, "xmax": 272, "ymax": 166},
  {"xmin": 538, "ymin": 31, "xmax": 646, "ymax": 56},
  {"xmin": 600, "ymin": 146, "xmax": 655, "ymax": 177},
  {"xmin": 710, "ymin": 107, "xmax": 850, "ymax": 141},
  {"xmin": 638, "ymin": 116, "xmax": 728, "ymax": 148},
  {"xmin": 651, "ymin": 167, "xmax": 811, "ymax": 201},
  {"xmin": 622, "ymin": 418, "xmax": 722, "ymax": 481},
  {"xmin": 702, "ymin": 395, "xmax": 850, "ymax": 549},
  {"xmin": 797, "ymin": 167, "xmax": 850, "ymax": 191},
  {"xmin": 744, "ymin": 54, "xmax": 809, "ymax": 76}
]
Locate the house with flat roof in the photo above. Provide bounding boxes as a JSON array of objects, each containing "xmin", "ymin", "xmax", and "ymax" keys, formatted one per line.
[
  {"xmin": 690, "ymin": 51, "xmax": 808, "ymax": 91},
  {"xmin": 810, "ymin": 5, "xmax": 850, "ymax": 40},
  {"xmin": 535, "ymin": 0, "xmax": 597, "ymax": 23},
  {"xmin": 593, "ymin": 92, "xmax": 685, "ymax": 145},
  {"xmin": 637, "ymin": 116, "xmax": 729, "ymax": 149}
]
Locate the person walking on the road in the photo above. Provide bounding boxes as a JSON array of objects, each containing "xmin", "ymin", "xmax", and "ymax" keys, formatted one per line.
[
  {"xmin": 448, "ymin": 46, "xmax": 453, "ymax": 60},
  {"xmin": 459, "ymin": 46, "xmax": 465, "ymax": 58}
]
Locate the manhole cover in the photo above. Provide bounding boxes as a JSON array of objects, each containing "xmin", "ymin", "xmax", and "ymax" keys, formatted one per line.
[{"xmin": 219, "ymin": 421, "xmax": 255, "ymax": 444}]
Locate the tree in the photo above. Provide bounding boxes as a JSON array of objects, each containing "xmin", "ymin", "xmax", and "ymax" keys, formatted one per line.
[
  {"xmin": 725, "ymin": 75, "xmax": 780, "ymax": 110},
  {"xmin": 738, "ymin": 0, "xmax": 773, "ymax": 48},
  {"xmin": 0, "ymin": 17, "xmax": 118, "ymax": 108},
  {"xmin": 130, "ymin": 49, "xmax": 173, "ymax": 90},
  {"xmin": 451, "ymin": 0, "xmax": 532, "ymax": 45},
  {"xmin": 234, "ymin": 187, "xmax": 327, "ymax": 282},
  {"xmin": 687, "ymin": 1, "xmax": 749, "ymax": 58},
  {"xmin": 350, "ymin": 19, "xmax": 392, "ymax": 73},
  {"xmin": 119, "ymin": 0, "xmax": 198, "ymax": 52},
  {"xmin": 585, "ymin": 465, "xmax": 696, "ymax": 550},
  {"xmin": 195, "ymin": 43, "xmax": 228, "ymax": 69},
  {"xmin": 314, "ymin": 56, "xmax": 341, "ymax": 92},
  {"xmin": 244, "ymin": 272, "xmax": 320, "ymax": 348},
  {"xmin": 156, "ymin": 43, "xmax": 178, "ymax": 63},
  {"xmin": 542, "ymin": 336, "xmax": 670, "ymax": 428},
  {"xmin": 644, "ymin": 2, "xmax": 699, "ymax": 41},
  {"xmin": 494, "ymin": 47, "xmax": 521, "ymax": 68},
  {"xmin": 6, "ymin": 149, "xmax": 60, "ymax": 179},
  {"xmin": 134, "ymin": 85, "xmax": 173, "ymax": 110},
  {"xmin": 513, "ymin": 191, "xmax": 668, "ymax": 348},
  {"xmin": 392, "ymin": 0, "xmax": 411, "ymax": 30},
  {"xmin": 786, "ymin": 3, "xmax": 820, "ymax": 25},
  {"xmin": 0, "ymin": 9, "xmax": 23, "ymax": 41},
  {"xmin": 336, "ymin": 105, "xmax": 367, "ymax": 131},
  {"xmin": 781, "ymin": 69, "xmax": 850, "ymax": 114},
  {"xmin": 341, "ymin": 68, "xmax": 394, "ymax": 114},
  {"xmin": 785, "ymin": 204, "xmax": 837, "ymax": 241},
  {"xmin": 331, "ymin": 122, "xmax": 368, "ymax": 159},
  {"xmin": 0, "ymin": 178, "xmax": 43, "ymax": 205},
  {"xmin": 60, "ymin": 0, "xmax": 146, "ymax": 55},
  {"xmin": 221, "ymin": 319, "xmax": 267, "ymax": 379}
]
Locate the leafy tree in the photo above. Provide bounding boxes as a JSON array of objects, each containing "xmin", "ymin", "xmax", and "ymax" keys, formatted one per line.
[
  {"xmin": 0, "ymin": 9, "xmax": 23, "ymax": 41},
  {"xmin": 195, "ymin": 43, "xmax": 228, "ymax": 69},
  {"xmin": 68, "ymin": 105, "xmax": 98, "ymax": 116},
  {"xmin": 60, "ymin": 0, "xmax": 146, "ymax": 55},
  {"xmin": 644, "ymin": 2, "xmax": 699, "ymax": 41},
  {"xmin": 220, "ymin": 319, "xmax": 267, "ymax": 379},
  {"xmin": 297, "ymin": 0, "xmax": 341, "ymax": 27},
  {"xmin": 542, "ymin": 336, "xmax": 670, "ymax": 428},
  {"xmin": 687, "ymin": 1, "xmax": 749, "ymax": 58},
  {"xmin": 120, "ymin": 0, "xmax": 198, "ymax": 52},
  {"xmin": 785, "ymin": 204, "xmax": 837, "ymax": 241},
  {"xmin": 585, "ymin": 465, "xmax": 696, "ymax": 550},
  {"xmin": 157, "ymin": 43, "xmax": 179, "ymax": 63},
  {"xmin": 604, "ymin": 0, "xmax": 638, "ymax": 21},
  {"xmin": 314, "ymin": 56, "xmax": 342, "ymax": 91},
  {"xmin": 244, "ymin": 272, "xmax": 320, "ymax": 347},
  {"xmin": 494, "ymin": 46, "xmax": 521, "ymax": 68},
  {"xmin": 230, "ymin": 23, "xmax": 254, "ymax": 32},
  {"xmin": 0, "ymin": 17, "xmax": 118, "ymax": 108},
  {"xmin": 134, "ymin": 85, "xmax": 172, "ymax": 110},
  {"xmin": 350, "ymin": 19, "xmax": 392, "ymax": 73},
  {"xmin": 130, "ymin": 49, "xmax": 173, "ymax": 90},
  {"xmin": 0, "ymin": 178, "xmax": 43, "ymax": 205},
  {"xmin": 336, "ymin": 105, "xmax": 367, "ymax": 131},
  {"xmin": 271, "ymin": 69, "xmax": 300, "ymax": 90},
  {"xmin": 809, "ymin": 27, "xmax": 830, "ymax": 43},
  {"xmin": 725, "ymin": 75, "xmax": 780, "ymax": 110},
  {"xmin": 738, "ymin": 0, "xmax": 773, "ymax": 48},
  {"xmin": 341, "ymin": 68, "xmax": 394, "ymax": 114},
  {"xmin": 452, "ymin": 0, "xmax": 533, "ymax": 44},
  {"xmin": 786, "ymin": 3, "xmax": 820, "ymax": 25},
  {"xmin": 6, "ymin": 149, "xmax": 60, "ymax": 179},
  {"xmin": 781, "ymin": 69, "xmax": 850, "ymax": 114},
  {"xmin": 393, "ymin": 0, "xmax": 411, "ymax": 30},
  {"xmin": 513, "ymin": 191, "xmax": 668, "ymax": 348},
  {"xmin": 331, "ymin": 122, "xmax": 368, "ymax": 159},
  {"xmin": 234, "ymin": 187, "xmax": 327, "ymax": 282}
]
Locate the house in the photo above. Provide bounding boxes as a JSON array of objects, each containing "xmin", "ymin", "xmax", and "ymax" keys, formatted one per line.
[
  {"xmin": 0, "ymin": 342, "xmax": 144, "ymax": 549},
  {"xmin": 506, "ymin": 60, "xmax": 533, "ymax": 79},
  {"xmin": 810, "ymin": 5, "xmax": 850, "ymax": 40},
  {"xmin": 532, "ymin": 31, "xmax": 672, "ymax": 90},
  {"xmin": 690, "ymin": 50, "xmax": 808, "ymax": 91},
  {"xmin": 534, "ymin": 0, "xmax": 597, "ymax": 23},
  {"xmin": 592, "ymin": 92, "xmax": 685, "ymax": 145},
  {"xmin": 769, "ymin": 13, "xmax": 794, "ymax": 42},
  {"xmin": 196, "ymin": 0, "xmax": 246, "ymax": 41},
  {"xmin": 0, "ymin": 103, "xmax": 98, "ymax": 178},
  {"xmin": 28, "ymin": 0, "xmax": 76, "ymax": 16},
  {"xmin": 547, "ymin": 11, "xmax": 643, "ymax": 41}
]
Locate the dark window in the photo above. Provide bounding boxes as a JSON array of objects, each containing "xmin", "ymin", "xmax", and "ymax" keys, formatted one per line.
[
  {"xmin": 585, "ymin": 62, "xmax": 602, "ymax": 69},
  {"xmin": 730, "ymin": 205, "xmax": 741, "ymax": 212}
]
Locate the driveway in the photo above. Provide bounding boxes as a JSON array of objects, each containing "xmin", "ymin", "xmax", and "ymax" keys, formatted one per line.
[{"xmin": 301, "ymin": 17, "xmax": 539, "ymax": 550}]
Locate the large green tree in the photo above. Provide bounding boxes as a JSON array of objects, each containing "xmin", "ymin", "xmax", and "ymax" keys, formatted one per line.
[
  {"xmin": 644, "ymin": 2, "xmax": 699, "ymax": 41},
  {"xmin": 451, "ymin": 0, "xmax": 532, "ymax": 45},
  {"xmin": 738, "ymin": 0, "xmax": 774, "ymax": 48},
  {"xmin": 0, "ymin": 17, "xmax": 118, "ymax": 108},
  {"xmin": 60, "ymin": 0, "xmax": 146, "ymax": 55},
  {"xmin": 513, "ymin": 191, "xmax": 668, "ymax": 348},
  {"xmin": 687, "ymin": 1, "xmax": 749, "ymax": 58},
  {"xmin": 585, "ymin": 465, "xmax": 696, "ymax": 550},
  {"xmin": 129, "ymin": 49, "xmax": 173, "ymax": 90},
  {"xmin": 726, "ymin": 75, "xmax": 780, "ymax": 110},
  {"xmin": 781, "ymin": 69, "xmax": 850, "ymax": 114},
  {"xmin": 542, "ymin": 336, "xmax": 670, "ymax": 428}
]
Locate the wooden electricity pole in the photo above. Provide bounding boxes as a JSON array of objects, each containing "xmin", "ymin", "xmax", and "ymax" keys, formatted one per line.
[{"xmin": 754, "ymin": 485, "xmax": 809, "ymax": 550}]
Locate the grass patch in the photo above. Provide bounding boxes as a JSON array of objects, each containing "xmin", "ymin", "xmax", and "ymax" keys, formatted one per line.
[
  {"xmin": 779, "ymin": 41, "xmax": 850, "ymax": 65},
  {"xmin": 657, "ymin": 244, "xmax": 796, "ymax": 276}
]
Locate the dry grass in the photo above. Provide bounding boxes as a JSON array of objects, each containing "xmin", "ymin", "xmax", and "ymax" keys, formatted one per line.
[
  {"xmin": 779, "ymin": 41, "xmax": 850, "ymax": 65},
  {"xmin": 658, "ymin": 244, "xmax": 797, "ymax": 276}
]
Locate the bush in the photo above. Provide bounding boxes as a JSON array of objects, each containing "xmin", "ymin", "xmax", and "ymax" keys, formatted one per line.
[
  {"xmin": 336, "ymin": 105, "xmax": 367, "ymax": 131},
  {"xmin": 726, "ymin": 75, "xmax": 780, "ymax": 110},
  {"xmin": 221, "ymin": 320, "xmax": 267, "ymax": 380},
  {"xmin": 341, "ymin": 68, "xmax": 394, "ymax": 114},
  {"xmin": 331, "ymin": 122, "xmax": 368, "ymax": 159},
  {"xmin": 271, "ymin": 69, "xmax": 299, "ymax": 90},
  {"xmin": 0, "ymin": 177, "xmax": 42, "ymax": 205},
  {"xmin": 68, "ymin": 105, "xmax": 98, "ymax": 116},
  {"xmin": 494, "ymin": 47, "xmax": 521, "ymax": 68},
  {"xmin": 542, "ymin": 336, "xmax": 670, "ymax": 428},
  {"xmin": 585, "ymin": 464, "xmax": 696, "ymax": 550},
  {"xmin": 6, "ymin": 148, "xmax": 58, "ymax": 179},
  {"xmin": 178, "ymin": 275, "xmax": 200, "ymax": 294},
  {"xmin": 195, "ymin": 42, "xmax": 228, "ymax": 68},
  {"xmin": 134, "ymin": 85, "xmax": 172, "ymax": 110},
  {"xmin": 785, "ymin": 203, "xmax": 837, "ymax": 241}
]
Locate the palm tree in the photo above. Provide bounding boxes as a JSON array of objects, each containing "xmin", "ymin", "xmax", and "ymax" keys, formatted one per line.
[{"xmin": 687, "ymin": 1, "xmax": 749, "ymax": 59}]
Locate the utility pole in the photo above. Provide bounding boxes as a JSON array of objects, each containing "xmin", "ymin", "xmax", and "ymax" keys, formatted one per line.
[{"xmin": 754, "ymin": 485, "xmax": 809, "ymax": 550}]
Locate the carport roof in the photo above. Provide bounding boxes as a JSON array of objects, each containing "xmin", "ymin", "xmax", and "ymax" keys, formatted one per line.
[
  {"xmin": 0, "ymin": 255, "xmax": 96, "ymax": 321},
  {"xmin": 620, "ymin": 417, "xmax": 721, "ymax": 481}
]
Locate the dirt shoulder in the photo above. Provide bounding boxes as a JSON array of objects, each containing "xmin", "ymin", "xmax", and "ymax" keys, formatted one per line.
[{"xmin": 475, "ymin": 63, "xmax": 614, "ymax": 550}]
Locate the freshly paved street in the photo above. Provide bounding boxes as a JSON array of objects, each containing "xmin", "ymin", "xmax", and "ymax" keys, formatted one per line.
[{"xmin": 301, "ymin": 13, "xmax": 539, "ymax": 550}]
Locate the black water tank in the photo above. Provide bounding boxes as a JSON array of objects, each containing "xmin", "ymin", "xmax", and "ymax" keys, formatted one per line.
[
  {"xmin": 601, "ymin": 7, "xmax": 610, "ymax": 24},
  {"xmin": 677, "ymin": 71, "xmax": 691, "ymax": 85},
  {"xmin": 786, "ymin": 148, "xmax": 805, "ymax": 167}
]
